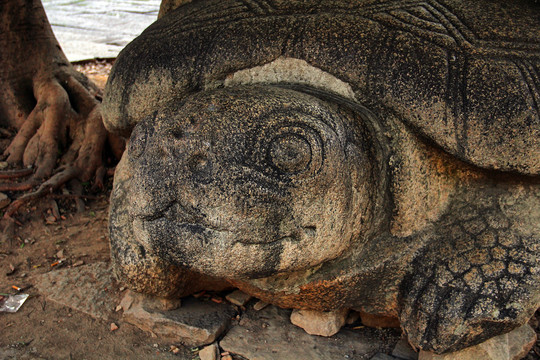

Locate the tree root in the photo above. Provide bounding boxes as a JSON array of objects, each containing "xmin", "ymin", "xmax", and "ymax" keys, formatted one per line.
[
  {"xmin": 0, "ymin": 0, "xmax": 125, "ymax": 243},
  {"xmin": 4, "ymin": 165, "xmax": 80, "ymax": 218},
  {"xmin": 0, "ymin": 168, "xmax": 34, "ymax": 179},
  {"xmin": 0, "ymin": 71, "xmax": 125, "ymax": 240}
]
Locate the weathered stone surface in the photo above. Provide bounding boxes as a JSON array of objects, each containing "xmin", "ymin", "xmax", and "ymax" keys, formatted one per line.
[
  {"xmin": 290, "ymin": 308, "xmax": 348, "ymax": 337},
  {"xmin": 34, "ymin": 262, "xmax": 117, "ymax": 320},
  {"xmin": 220, "ymin": 305, "xmax": 400, "ymax": 360},
  {"xmin": 392, "ymin": 338, "xmax": 418, "ymax": 360},
  {"xmin": 360, "ymin": 311, "xmax": 400, "ymax": 329},
  {"xmin": 198, "ymin": 343, "xmax": 219, "ymax": 360},
  {"xmin": 225, "ymin": 290, "xmax": 251, "ymax": 307},
  {"xmin": 103, "ymin": 0, "xmax": 540, "ymax": 354},
  {"xmin": 418, "ymin": 324, "xmax": 536, "ymax": 360},
  {"xmin": 133, "ymin": 294, "xmax": 181, "ymax": 311},
  {"xmin": 120, "ymin": 291, "xmax": 236, "ymax": 346}
]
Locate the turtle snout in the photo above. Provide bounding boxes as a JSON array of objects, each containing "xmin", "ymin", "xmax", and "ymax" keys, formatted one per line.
[{"xmin": 127, "ymin": 128, "xmax": 217, "ymax": 219}]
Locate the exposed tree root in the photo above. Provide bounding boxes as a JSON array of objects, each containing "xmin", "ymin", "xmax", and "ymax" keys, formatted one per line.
[
  {"xmin": 4, "ymin": 166, "xmax": 79, "ymax": 218},
  {"xmin": 0, "ymin": 168, "xmax": 34, "ymax": 179},
  {"xmin": 0, "ymin": 0, "xmax": 125, "ymax": 241},
  {"xmin": 0, "ymin": 71, "xmax": 124, "ymax": 224},
  {"xmin": 0, "ymin": 181, "xmax": 38, "ymax": 192}
]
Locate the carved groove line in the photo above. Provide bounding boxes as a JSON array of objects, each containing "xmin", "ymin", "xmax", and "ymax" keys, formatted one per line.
[
  {"xmin": 162, "ymin": 0, "xmax": 540, "ymax": 60},
  {"xmin": 426, "ymin": 0, "xmax": 476, "ymax": 44},
  {"xmin": 514, "ymin": 60, "xmax": 540, "ymax": 116},
  {"xmin": 392, "ymin": 9, "xmax": 449, "ymax": 35},
  {"xmin": 239, "ymin": 0, "xmax": 274, "ymax": 15},
  {"xmin": 347, "ymin": 0, "xmax": 427, "ymax": 15},
  {"xmin": 370, "ymin": 7, "xmax": 458, "ymax": 50},
  {"xmin": 370, "ymin": 0, "xmax": 540, "ymax": 58}
]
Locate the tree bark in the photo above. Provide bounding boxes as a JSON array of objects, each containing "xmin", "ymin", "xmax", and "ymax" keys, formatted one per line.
[{"xmin": 0, "ymin": 0, "xmax": 123, "ymax": 197}]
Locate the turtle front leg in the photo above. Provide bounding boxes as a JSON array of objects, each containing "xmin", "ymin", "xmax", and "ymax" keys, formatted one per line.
[{"xmin": 399, "ymin": 185, "xmax": 540, "ymax": 354}]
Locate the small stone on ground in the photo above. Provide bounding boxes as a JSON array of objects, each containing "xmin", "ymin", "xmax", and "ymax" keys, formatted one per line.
[
  {"xmin": 120, "ymin": 291, "xmax": 236, "ymax": 347},
  {"xmin": 225, "ymin": 290, "xmax": 251, "ymax": 306},
  {"xmin": 220, "ymin": 305, "xmax": 400, "ymax": 360},
  {"xmin": 360, "ymin": 311, "xmax": 401, "ymax": 328},
  {"xmin": 0, "ymin": 192, "xmax": 10, "ymax": 209},
  {"xmin": 253, "ymin": 300, "xmax": 268, "ymax": 311},
  {"xmin": 290, "ymin": 308, "xmax": 349, "ymax": 337},
  {"xmin": 198, "ymin": 343, "xmax": 219, "ymax": 360},
  {"xmin": 346, "ymin": 311, "xmax": 360, "ymax": 325}
]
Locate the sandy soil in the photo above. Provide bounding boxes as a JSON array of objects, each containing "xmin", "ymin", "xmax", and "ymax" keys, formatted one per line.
[{"xmin": 1, "ymin": 60, "xmax": 539, "ymax": 360}]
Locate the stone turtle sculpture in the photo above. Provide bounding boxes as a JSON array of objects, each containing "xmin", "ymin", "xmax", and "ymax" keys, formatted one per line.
[{"xmin": 102, "ymin": 0, "xmax": 540, "ymax": 354}]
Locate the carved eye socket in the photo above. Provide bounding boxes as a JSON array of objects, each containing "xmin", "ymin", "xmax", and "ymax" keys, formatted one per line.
[
  {"xmin": 268, "ymin": 134, "xmax": 311, "ymax": 174},
  {"xmin": 250, "ymin": 122, "xmax": 323, "ymax": 180}
]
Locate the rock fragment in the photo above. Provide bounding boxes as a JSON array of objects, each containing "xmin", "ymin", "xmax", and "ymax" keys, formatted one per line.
[
  {"xmin": 198, "ymin": 343, "xmax": 219, "ymax": 360},
  {"xmin": 346, "ymin": 311, "xmax": 360, "ymax": 325},
  {"xmin": 290, "ymin": 308, "xmax": 348, "ymax": 337},
  {"xmin": 225, "ymin": 290, "xmax": 251, "ymax": 306},
  {"xmin": 391, "ymin": 337, "xmax": 418, "ymax": 360},
  {"xmin": 253, "ymin": 300, "xmax": 269, "ymax": 311},
  {"xmin": 221, "ymin": 305, "xmax": 399, "ymax": 360},
  {"xmin": 120, "ymin": 291, "xmax": 236, "ymax": 346},
  {"xmin": 360, "ymin": 311, "xmax": 401, "ymax": 328}
]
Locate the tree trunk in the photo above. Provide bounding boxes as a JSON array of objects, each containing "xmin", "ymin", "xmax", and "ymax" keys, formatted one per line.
[{"xmin": 0, "ymin": 0, "xmax": 123, "ymax": 195}]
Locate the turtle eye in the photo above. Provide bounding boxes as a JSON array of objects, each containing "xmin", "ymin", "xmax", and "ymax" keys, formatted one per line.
[
  {"xmin": 250, "ymin": 123, "xmax": 324, "ymax": 180},
  {"xmin": 268, "ymin": 134, "xmax": 311, "ymax": 174}
]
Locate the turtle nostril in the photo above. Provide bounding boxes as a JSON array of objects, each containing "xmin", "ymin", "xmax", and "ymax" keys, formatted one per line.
[
  {"xmin": 171, "ymin": 127, "xmax": 184, "ymax": 139},
  {"xmin": 188, "ymin": 153, "xmax": 213, "ymax": 183},
  {"xmin": 157, "ymin": 146, "xmax": 169, "ymax": 158},
  {"xmin": 189, "ymin": 153, "xmax": 210, "ymax": 172}
]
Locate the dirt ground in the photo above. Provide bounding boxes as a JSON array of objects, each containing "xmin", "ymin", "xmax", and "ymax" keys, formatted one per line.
[
  {"xmin": 1, "ymin": 60, "xmax": 539, "ymax": 360},
  {"xmin": 0, "ymin": 59, "xmax": 193, "ymax": 360}
]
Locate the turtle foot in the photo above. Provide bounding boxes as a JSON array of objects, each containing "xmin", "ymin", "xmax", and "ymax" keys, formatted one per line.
[
  {"xmin": 417, "ymin": 323, "xmax": 536, "ymax": 360},
  {"xmin": 399, "ymin": 191, "xmax": 540, "ymax": 353}
]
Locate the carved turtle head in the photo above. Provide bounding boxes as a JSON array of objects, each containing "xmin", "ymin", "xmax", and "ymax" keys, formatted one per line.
[{"xmin": 121, "ymin": 85, "xmax": 385, "ymax": 278}]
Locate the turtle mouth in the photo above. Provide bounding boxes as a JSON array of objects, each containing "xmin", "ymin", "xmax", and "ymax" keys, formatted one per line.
[
  {"xmin": 132, "ymin": 201, "xmax": 231, "ymax": 234},
  {"xmin": 131, "ymin": 201, "xmax": 316, "ymax": 245}
]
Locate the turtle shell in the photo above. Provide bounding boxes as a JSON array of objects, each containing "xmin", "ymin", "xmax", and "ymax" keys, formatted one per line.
[{"xmin": 102, "ymin": 0, "xmax": 540, "ymax": 174}]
